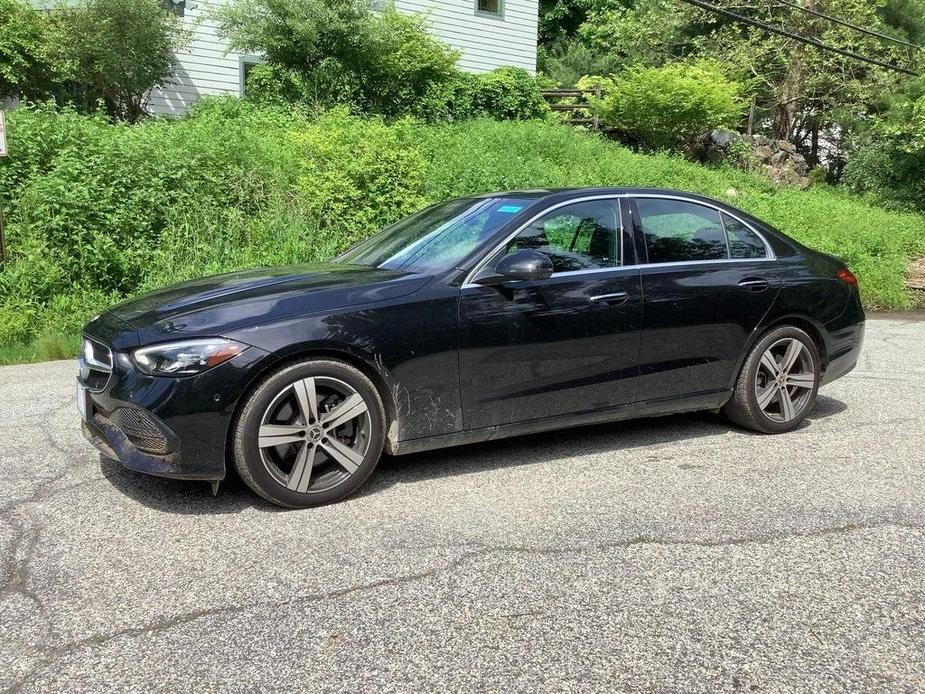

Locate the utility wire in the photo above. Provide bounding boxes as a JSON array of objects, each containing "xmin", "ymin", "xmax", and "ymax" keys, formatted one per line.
[
  {"xmin": 677, "ymin": 0, "xmax": 919, "ymax": 75},
  {"xmin": 774, "ymin": 0, "xmax": 922, "ymax": 51}
]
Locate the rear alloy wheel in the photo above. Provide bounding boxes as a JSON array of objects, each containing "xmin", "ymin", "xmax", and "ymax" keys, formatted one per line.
[
  {"xmin": 724, "ymin": 326, "xmax": 821, "ymax": 434},
  {"xmin": 233, "ymin": 360, "xmax": 385, "ymax": 508}
]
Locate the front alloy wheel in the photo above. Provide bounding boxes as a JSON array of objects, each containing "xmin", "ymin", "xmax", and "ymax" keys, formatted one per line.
[{"xmin": 233, "ymin": 360, "xmax": 386, "ymax": 508}]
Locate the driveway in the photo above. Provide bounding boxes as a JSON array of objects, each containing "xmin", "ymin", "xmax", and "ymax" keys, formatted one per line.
[{"xmin": 2, "ymin": 316, "xmax": 923, "ymax": 693}]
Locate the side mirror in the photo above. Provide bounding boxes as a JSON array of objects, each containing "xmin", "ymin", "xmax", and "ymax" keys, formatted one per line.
[{"xmin": 474, "ymin": 250, "xmax": 554, "ymax": 285}]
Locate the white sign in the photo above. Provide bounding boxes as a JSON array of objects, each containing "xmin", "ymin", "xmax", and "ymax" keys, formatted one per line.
[{"xmin": 0, "ymin": 111, "xmax": 6, "ymax": 157}]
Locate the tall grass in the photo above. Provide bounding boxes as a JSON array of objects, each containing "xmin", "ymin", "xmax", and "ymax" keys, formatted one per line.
[{"xmin": 0, "ymin": 100, "xmax": 923, "ymax": 364}]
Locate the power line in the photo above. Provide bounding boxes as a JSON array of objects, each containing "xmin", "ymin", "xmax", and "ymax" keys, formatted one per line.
[
  {"xmin": 677, "ymin": 0, "xmax": 919, "ymax": 75},
  {"xmin": 774, "ymin": 0, "xmax": 922, "ymax": 51}
]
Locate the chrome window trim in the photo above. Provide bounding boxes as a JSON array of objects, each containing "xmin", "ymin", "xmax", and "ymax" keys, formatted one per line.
[
  {"xmin": 462, "ymin": 195, "xmax": 626, "ymax": 288},
  {"xmin": 461, "ymin": 193, "xmax": 776, "ymax": 288}
]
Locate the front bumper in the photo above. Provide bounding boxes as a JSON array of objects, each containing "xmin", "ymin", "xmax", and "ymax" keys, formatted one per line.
[{"xmin": 78, "ymin": 326, "xmax": 273, "ymax": 481}]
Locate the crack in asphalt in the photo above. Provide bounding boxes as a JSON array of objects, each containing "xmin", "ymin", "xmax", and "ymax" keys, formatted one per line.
[{"xmin": 4, "ymin": 520, "xmax": 923, "ymax": 693}]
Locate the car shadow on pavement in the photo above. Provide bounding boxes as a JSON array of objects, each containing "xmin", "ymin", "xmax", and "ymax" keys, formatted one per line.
[
  {"xmin": 98, "ymin": 394, "xmax": 849, "ymax": 514},
  {"xmin": 356, "ymin": 393, "xmax": 850, "ymax": 499}
]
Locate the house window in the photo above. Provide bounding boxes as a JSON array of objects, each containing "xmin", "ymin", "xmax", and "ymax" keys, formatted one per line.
[
  {"xmin": 476, "ymin": 0, "xmax": 503, "ymax": 18},
  {"xmin": 162, "ymin": 0, "xmax": 185, "ymax": 17},
  {"xmin": 240, "ymin": 57, "xmax": 264, "ymax": 97}
]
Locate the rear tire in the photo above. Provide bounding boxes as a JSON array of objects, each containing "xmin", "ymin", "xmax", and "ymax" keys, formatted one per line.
[
  {"xmin": 724, "ymin": 325, "xmax": 820, "ymax": 434},
  {"xmin": 232, "ymin": 359, "xmax": 386, "ymax": 508}
]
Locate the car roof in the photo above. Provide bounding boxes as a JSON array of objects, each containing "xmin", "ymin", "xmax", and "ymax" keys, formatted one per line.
[{"xmin": 475, "ymin": 187, "xmax": 729, "ymax": 202}]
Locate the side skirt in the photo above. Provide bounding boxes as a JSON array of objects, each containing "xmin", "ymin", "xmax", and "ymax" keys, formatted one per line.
[{"xmin": 392, "ymin": 390, "xmax": 732, "ymax": 456}]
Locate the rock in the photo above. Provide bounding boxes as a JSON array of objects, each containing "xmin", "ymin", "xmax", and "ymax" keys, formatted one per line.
[
  {"xmin": 709, "ymin": 128, "xmax": 741, "ymax": 148},
  {"xmin": 755, "ymin": 145, "xmax": 774, "ymax": 162},
  {"xmin": 778, "ymin": 140, "xmax": 796, "ymax": 153},
  {"xmin": 770, "ymin": 150, "xmax": 788, "ymax": 166},
  {"xmin": 790, "ymin": 153, "xmax": 809, "ymax": 176},
  {"xmin": 704, "ymin": 146, "xmax": 726, "ymax": 164}
]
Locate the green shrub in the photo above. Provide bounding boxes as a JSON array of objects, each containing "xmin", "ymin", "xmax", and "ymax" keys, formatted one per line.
[
  {"xmin": 591, "ymin": 61, "xmax": 747, "ymax": 151},
  {"xmin": 0, "ymin": 0, "xmax": 59, "ymax": 99},
  {"xmin": 291, "ymin": 110, "xmax": 426, "ymax": 245},
  {"xmin": 843, "ymin": 95, "xmax": 925, "ymax": 212},
  {"xmin": 419, "ymin": 67, "xmax": 548, "ymax": 122},
  {"xmin": 218, "ymin": 0, "xmax": 459, "ymax": 118},
  {"xmin": 243, "ymin": 63, "xmax": 313, "ymax": 105},
  {"xmin": 52, "ymin": 0, "xmax": 188, "ymax": 122},
  {"xmin": 538, "ymin": 38, "xmax": 624, "ymax": 88},
  {"xmin": 0, "ymin": 105, "xmax": 923, "ymax": 364}
]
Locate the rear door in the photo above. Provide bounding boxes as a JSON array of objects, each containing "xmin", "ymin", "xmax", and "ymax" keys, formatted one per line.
[
  {"xmin": 630, "ymin": 196, "xmax": 780, "ymax": 402},
  {"xmin": 458, "ymin": 197, "xmax": 643, "ymax": 429}
]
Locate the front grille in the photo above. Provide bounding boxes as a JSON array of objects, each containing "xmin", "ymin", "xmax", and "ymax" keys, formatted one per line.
[
  {"xmin": 111, "ymin": 407, "xmax": 170, "ymax": 454},
  {"xmin": 79, "ymin": 337, "xmax": 113, "ymax": 392}
]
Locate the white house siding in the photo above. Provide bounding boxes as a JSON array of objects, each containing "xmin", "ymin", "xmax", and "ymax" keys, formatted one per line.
[
  {"xmin": 394, "ymin": 0, "xmax": 538, "ymax": 74},
  {"xmin": 147, "ymin": 1, "xmax": 248, "ymax": 116},
  {"xmin": 148, "ymin": 0, "xmax": 538, "ymax": 116}
]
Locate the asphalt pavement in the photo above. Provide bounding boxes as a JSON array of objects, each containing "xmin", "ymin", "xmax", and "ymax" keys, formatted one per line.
[{"xmin": 1, "ymin": 315, "xmax": 923, "ymax": 693}]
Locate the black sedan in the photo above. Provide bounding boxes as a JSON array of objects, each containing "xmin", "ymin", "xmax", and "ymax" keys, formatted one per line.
[{"xmin": 78, "ymin": 188, "xmax": 865, "ymax": 507}]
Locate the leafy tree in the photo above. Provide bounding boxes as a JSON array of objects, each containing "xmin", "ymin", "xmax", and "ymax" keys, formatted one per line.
[
  {"xmin": 0, "ymin": 0, "xmax": 59, "ymax": 100},
  {"xmin": 565, "ymin": 0, "xmax": 925, "ymax": 175},
  {"xmin": 843, "ymin": 94, "xmax": 925, "ymax": 210},
  {"xmin": 217, "ymin": 0, "xmax": 459, "ymax": 117},
  {"xmin": 54, "ymin": 0, "xmax": 187, "ymax": 122}
]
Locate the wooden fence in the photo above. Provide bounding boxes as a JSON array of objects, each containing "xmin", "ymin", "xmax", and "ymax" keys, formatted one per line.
[{"xmin": 541, "ymin": 87, "xmax": 602, "ymax": 131}]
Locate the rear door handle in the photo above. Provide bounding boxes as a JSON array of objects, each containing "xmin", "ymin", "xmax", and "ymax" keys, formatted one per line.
[
  {"xmin": 738, "ymin": 278, "xmax": 770, "ymax": 292},
  {"xmin": 589, "ymin": 291, "xmax": 628, "ymax": 305}
]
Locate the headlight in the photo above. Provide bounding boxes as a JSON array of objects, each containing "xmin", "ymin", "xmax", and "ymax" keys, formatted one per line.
[{"xmin": 132, "ymin": 338, "xmax": 248, "ymax": 376}]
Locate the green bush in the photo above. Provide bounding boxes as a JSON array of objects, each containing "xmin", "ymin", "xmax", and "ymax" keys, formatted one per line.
[
  {"xmin": 591, "ymin": 61, "xmax": 747, "ymax": 151},
  {"xmin": 0, "ymin": 105, "xmax": 923, "ymax": 363},
  {"xmin": 0, "ymin": 0, "xmax": 59, "ymax": 99},
  {"xmin": 291, "ymin": 109, "xmax": 426, "ymax": 245},
  {"xmin": 419, "ymin": 67, "xmax": 548, "ymax": 122},
  {"xmin": 54, "ymin": 0, "xmax": 188, "ymax": 122},
  {"xmin": 218, "ymin": 0, "xmax": 459, "ymax": 118},
  {"xmin": 843, "ymin": 95, "xmax": 925, "ymax": 212}
]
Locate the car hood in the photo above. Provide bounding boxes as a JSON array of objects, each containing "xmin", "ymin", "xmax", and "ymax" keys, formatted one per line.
[{"xmin": 107, "ymin": 262, "xmax": 431, "ymax": 342}]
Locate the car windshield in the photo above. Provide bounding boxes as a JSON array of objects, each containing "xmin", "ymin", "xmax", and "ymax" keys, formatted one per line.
[{"xmin": 338, "ymin": 197, "xmax": 535, "ymax": 273}]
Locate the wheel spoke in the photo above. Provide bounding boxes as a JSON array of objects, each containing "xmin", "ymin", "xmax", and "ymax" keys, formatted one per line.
[
  {"xmin": 322, "ymin": 393, "xmax": 368, "ymax": 431},
  {"xmin": 779, "ymin": 339, "xmax": 803, "ymax": 375},
  {"xmin": 786, "ymin": 372, "xmax": 815, "ymax": 389},
  {"xmin": 286, "ymin": 442, "xmax": 317, "ymax": 493},
  {"xmin": 321, "ymin": 437, "xmax": 363, "ymax": 473},
  {"xmin": 258, "ymin": 424, "xmax": 304, "ymax": 448},
  {"xmin": 779, "ymin": 387, "xmax": 796, "ymax": 421},
  {"xmin": 757, "ymin": 384, "xmax": 778, "ymax": 410},
  {"xmin": 293, "ymin": 378, "xmax": 319, "ymax": 425},
  {"xmin": 760, "ymin": 351, "xmax": 780, "ymax": 377}
]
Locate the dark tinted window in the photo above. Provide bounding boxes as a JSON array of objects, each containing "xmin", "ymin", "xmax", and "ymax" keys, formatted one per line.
[
  {"xmin": 477, "ymin": 0, "xmax": 502, "ymax": 14},
  {"xmin": 636, "ymin": 198, "xmax": 728, "ymax": 263},
  {"xmin": 505, "ymin": 199, "xmax": 621, "ymax": 273},
  {"xmin": 722, "ymin": 213, "xmax": 767, "ymax": 259}
]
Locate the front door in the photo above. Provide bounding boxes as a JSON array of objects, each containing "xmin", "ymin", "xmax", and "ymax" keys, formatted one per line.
[
  {"xmin": 458, "ymin": 198, "xmax": 643, "ymax": 430},
  {"xmin": 630, "ymin": 196, "xmax": 781, "ymax": 402}
]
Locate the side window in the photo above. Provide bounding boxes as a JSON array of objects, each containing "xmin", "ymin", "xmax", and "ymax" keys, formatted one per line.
[
  {"xmin": 505, "ymin": 200, "xmax": 621, "ymax": 273},
  {"xmin": 722, "ymin": 213, "xmax": 768, "ymax": 259},
  {"xmin": 636, "ymin": 198, "xmax": 728, "ymax": 263}
]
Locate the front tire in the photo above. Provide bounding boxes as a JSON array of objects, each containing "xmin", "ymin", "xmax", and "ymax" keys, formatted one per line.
[
  {"xmin": 724, "ymin": 325, "xmax": 821, "ymax": 434},
  {"xmin": 232, "ymin": 359, "xmax": 386, "ymax": 508}
]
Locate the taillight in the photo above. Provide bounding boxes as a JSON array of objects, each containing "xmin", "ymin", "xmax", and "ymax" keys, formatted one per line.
[{"xmin": 837, "ymin": 268, "xmax": 859, "ymax": 287}]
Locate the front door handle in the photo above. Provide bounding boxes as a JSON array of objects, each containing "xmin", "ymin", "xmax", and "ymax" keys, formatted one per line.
[
  {"xmin": 589, "ymin": 291, "xmax": 629, "ymax": 305},
  {"xmin": 738, "ymin": 278, "xmax": 770, "ymax": 292}
]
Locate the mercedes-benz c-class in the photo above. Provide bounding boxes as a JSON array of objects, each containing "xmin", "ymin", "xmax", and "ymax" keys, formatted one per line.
[{"xmin": 78, "ymin": 189, "xmax": 865, "ymax": 507}]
